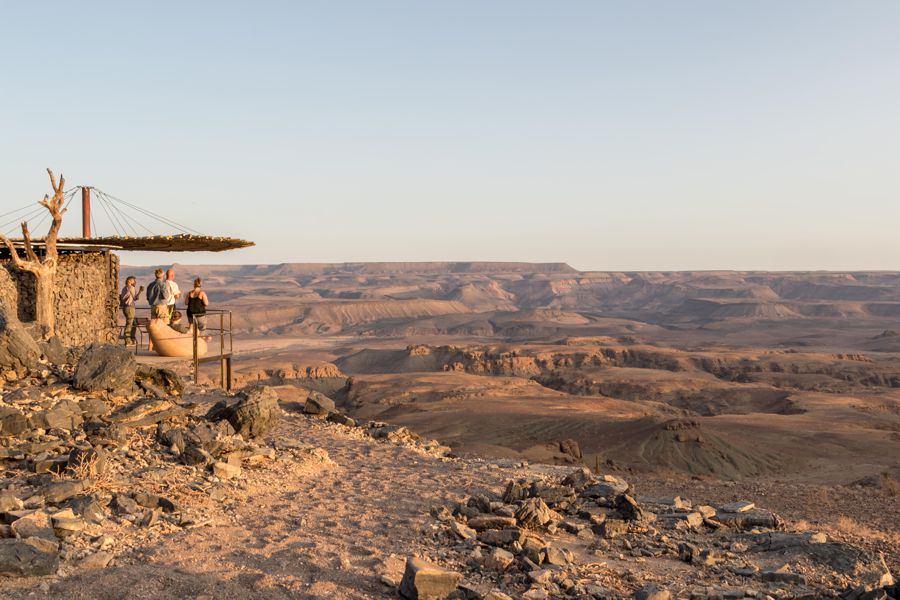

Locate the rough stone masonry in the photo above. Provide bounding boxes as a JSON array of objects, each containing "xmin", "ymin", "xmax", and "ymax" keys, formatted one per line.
[{"xmin": 0, "ymin": 252, "xmax": 119, "ymax": 346}]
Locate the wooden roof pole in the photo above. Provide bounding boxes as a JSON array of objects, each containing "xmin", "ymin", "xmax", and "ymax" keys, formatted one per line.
[{"xmin": 81, "ymin": 186, "xmax": 91, "ymax": 239}]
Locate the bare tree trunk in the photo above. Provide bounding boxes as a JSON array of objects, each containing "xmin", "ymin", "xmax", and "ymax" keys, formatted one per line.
[
  {"xmin": 0, "ymin": 169, "xmax": 67, "ymax": 337},
  {"xmin": 32, "ymin": 265, "xmax": 56, "ymax": 335}
]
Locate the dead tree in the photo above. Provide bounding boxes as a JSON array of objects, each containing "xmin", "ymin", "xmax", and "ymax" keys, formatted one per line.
[{"xmin": 0, "ymin": 168, "xmax": 67, "ymax": 336}]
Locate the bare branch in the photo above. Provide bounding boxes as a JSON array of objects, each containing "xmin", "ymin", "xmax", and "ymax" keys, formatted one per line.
[
  {"xmin": 47, "ymin": 168, "xmax": 59, "ymax": 194},
  {"xmin": 21, "ymin": 223, "xmax": 39, "ymax": 263},
  {"xmin": 0, "ymin": 234, "xmax": 24, "ymax": 268},
  {"xmin": 44, "ymin": 199, "xmax": 64, "ymax": 264}
]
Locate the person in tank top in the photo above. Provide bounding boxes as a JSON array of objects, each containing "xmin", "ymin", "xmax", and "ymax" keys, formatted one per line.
[{"xmin": 185, "ymin": 277, "xmax": 209, "ymax": 332}]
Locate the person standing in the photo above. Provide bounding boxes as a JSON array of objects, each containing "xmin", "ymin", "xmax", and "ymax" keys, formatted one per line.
[
  {"xmin": 119, "ymin": 276, "xmax": 144, "ymax": 345},
  {"xmin": 165, "ymin": 268, "xmax": 181, "ymax": 322},
  {"xmin": 185, "ymin": 277, "xmax": 209, "ymax": 332},
  {"xmin": 146, "ymin": 268, "xmax": 170, "ymax": 319}
]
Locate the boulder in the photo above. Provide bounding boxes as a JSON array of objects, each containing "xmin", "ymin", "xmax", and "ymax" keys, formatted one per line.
[
  {"xmin": 73, "ymin": 343, "xmax": 136, "ymax": 394},
  {"xmin": 528, "ymin": 482, "xmax": 576, "ymax": 506},
  {"xmin": 38, "ymin": 336, "xmax": 68, "ymax": 366},
  {"xmin": 212, "ymin": 461, "xmax": 241, "ymax": 480},
  {"xmin": 0, "ymin": 304, "xmax": 41, "ymax": 375},
  {"xmin": 616, "ymin": 494, "xmax": 654, "ymax": 523},
  {"xmin": 0, "ymin": 406, "xmax": 29, "ymax": 436},
  {"xmin": 478, "ymin": 527, "xmax": 525, "ymax": 547},
  {"xmin": 515, "ymin": 498, "xmax": 556, "ymax": 530},
  {"xmin": 367, "ymin": 424, "xmax": 419, "ymax": 444},
  {"xmin": 132, "ymin": 492, "xmax": 178, "ymax": 513},
  {"xmin": 543, "ymin": 544, "xmax": 571, "ymax": 566},
  {"xmin": 560, "ymin": 467, "xmax": 594, "ymax": 492},
  {"xmin": 79, "ymin": 550, "xmax": 113, "ymax": 569},
  {"xmin": 303, "ymin": 391, "xmax": 336, "ymax": 416},
  {"xmin": 50, "ymin": 509, "xmax": 84, "ymax": 538},
  {"xmin": 502, "ymin": 480, "xmax": 530, "ymax": 503},
  {"xmin": 635, "ymin": 584, "xmax": 671, "ymax": 600},
  {"xmin": 0, "ymin": 493, "xmax": 23, "ymax": 512},
  {"xmin": 558, "ymin": 438, "xmax": 582, "ymax": 459},
  {"xmin": 67, "ymin": 496, "xmax": 106, "ymax": 524},
  {"xmin": 42, "ymin": 480, "xmax": 85, "ymax": 504},
  {"xmin": 326, "ymin": 412, "xmax": 357, "ymax": 427},
  {"xmin": 207, "ymin": 387, "xmax": 281, "ymax": 439},
  {"xmin": 399, "ymin": 556, "xmax": 461, "ymax": 600},
  {"xmin": 9, "ymin": 511, "xmax": 56, "ymax": 541},
  {"xmin": 582, "ymin": 476, "xmax": 630, "ymax": 499},
  {"xmin": 0, "ymin": 537, "xmax": 59, "ymax": 576},
  {"xmin": 483, "ymin": 547, "xmax": 514, "ymax": 571},
  {"xmin": 468, "ymin": 515, "xmax": 517, "ymax": 531},
  {"xmin": 449, "ymin": 520, "xmax": 476, "ymax": 540},
  {"xmin": 30, "ymin": 401, "xmax": 83, "ymax": 431},
  {"xmin": 134, "ymin": 364, "xmax": 184, "ymax": 396},
  {"xmin": 596, "ymin": 519, "xmax": 629, "ymax": 539}
]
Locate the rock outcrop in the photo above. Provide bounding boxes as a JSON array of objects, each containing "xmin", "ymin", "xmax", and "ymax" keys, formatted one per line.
[
  {"xmin": 0, "ymin": 303, "xmax": 41, "ymax": 375},
  {"xmin": 206, "ymin": 386, "xmax": 282, "ymax": 438}
]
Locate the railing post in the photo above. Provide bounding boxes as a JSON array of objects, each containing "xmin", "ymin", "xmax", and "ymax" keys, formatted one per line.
[
  {"xmin": 219, "ymin": 311, "xmax": 225, "ymax": 389},
  {"xmin": 193, "ymin": 321, "xmax": 199, "ymax": 384}
]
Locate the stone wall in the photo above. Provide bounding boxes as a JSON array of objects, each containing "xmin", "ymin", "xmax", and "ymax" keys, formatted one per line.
[{"xmin": 0, "ymin": 251, "xmax": 119, "ymax": 346}]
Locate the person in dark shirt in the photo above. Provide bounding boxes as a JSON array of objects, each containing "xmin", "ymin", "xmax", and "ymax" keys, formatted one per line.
[
  {"xmin": 185, "ymin": 277, "xmax": 209, "ymax": 332},
  {"xmin": 146, "ymin": 269, "xmax": 170, "ymax": 319}
]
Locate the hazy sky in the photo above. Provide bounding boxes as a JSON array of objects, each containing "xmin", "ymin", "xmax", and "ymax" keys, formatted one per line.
[{"xmin": 2, "ymin": 2, "xmax": 898, "ymax": 270}]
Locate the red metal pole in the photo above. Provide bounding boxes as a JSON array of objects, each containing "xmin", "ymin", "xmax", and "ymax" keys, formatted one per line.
[{"xmin": 81, "ymin": 187, "xmax": 91, "ymax": 239}]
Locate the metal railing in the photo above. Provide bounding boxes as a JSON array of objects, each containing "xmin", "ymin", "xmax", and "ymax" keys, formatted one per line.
[
  {"xmin": 117, "ymin": 306, "xmax": 234, "ymax": 391},
  {"xmin": 192, "ymin": 309, "xmax": 233, "ymax": 391}
]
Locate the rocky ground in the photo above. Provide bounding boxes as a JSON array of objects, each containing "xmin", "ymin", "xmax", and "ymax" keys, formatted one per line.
[
  {"xmin": 0, "ymin": 375, "xmax": 896, "ymax": 598},
  {"xmin": 0, "ymin": 306, "xmax": 897, "ymax": 600}
]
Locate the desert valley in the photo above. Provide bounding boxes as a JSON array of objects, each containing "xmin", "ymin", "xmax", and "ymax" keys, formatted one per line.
[{"xmin": 176, "ymin": 262, "xmax": 900, "ymax": 484}]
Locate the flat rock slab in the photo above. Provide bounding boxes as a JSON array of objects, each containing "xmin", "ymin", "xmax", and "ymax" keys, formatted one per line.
[
  {"xmin": 110, "ymin": 398, "xmax": 191, "ymax": 428},
  {"xmin": 467, "ymin": 515, "xmax": 517, "ymax": 531},
  {"xmin": 0, "ymin": 537, "xmax": 59, "ymax": 577},
  {"xmin": 721, "ymin": 501, "xmax": 755, "ymax": 513},
  {"xmin": 399, "ymin": 557, "xmax": 461, "ymax": 600}
]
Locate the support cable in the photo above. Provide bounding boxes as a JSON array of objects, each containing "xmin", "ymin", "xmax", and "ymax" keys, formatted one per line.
[
  {"xmin": 100, "ymin": 192, "xmax": 142, "ymax": 237},
  {"xmin": 94, "ymin": 190, "xmax": 155, "ymax": 236},
  {"xmin": 94, "ymin": 188, "xmax": 202, "ymax": 235},
  {"xmin": 1, "ymin": 206, "xmax": 45, "ymax": 234},
  {"xmin": 94, "ymin": 193, "xmax": 122, "ymax": 236}
]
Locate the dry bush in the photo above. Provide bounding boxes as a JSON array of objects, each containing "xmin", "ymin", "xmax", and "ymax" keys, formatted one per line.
[
  {"xmin": 832, "ymin": 515, "xmax": 888, "ymax": 543},
  {"xmin": 792, "ymin": 519, "xmax": 811, "ymax": 532},
  {"xmin": 66, "ymin": 451, "xmax": 121, "ymax": 495},
  {"xmin": 811, "ymin": 485, "xmax": 832, "ymax": 506},
  {"xmin": 880, "ymin": 472, "xmax": 900, "ymax": 497}
]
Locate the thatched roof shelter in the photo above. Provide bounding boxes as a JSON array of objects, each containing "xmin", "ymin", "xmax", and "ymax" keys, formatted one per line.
[{"xmin": 59, "ymin": 234, "xmax": 254, "ymax": 252}]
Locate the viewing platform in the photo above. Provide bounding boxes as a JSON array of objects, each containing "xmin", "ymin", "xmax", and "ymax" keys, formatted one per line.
[{"xmin": 120, "ymin": 307, "xmax": 235, "ymax": 391}]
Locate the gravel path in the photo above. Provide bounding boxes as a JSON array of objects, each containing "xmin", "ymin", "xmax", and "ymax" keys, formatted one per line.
[{"xmin": 3, "ymin": 411, "xmax": 532, "ymax": 600}]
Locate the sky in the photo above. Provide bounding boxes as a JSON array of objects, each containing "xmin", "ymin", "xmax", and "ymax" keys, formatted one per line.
[{"xmin": 1, "ymin": 1, "xmax": 898, "ymax": 271}]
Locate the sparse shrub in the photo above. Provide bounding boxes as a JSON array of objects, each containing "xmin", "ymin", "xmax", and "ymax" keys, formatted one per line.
[{"xmin": 880, "ymin": 472, "xmax": 899, "ymax": 497}]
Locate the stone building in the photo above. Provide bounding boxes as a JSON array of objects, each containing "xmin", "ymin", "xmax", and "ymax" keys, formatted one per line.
[{"xmin": 0, "ymin": 248, "xmax": 119, "ymax": 346}]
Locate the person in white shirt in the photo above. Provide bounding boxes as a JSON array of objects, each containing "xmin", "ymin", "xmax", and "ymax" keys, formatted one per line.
[{"xmin": 165, "ymin": 268, "xmax": 181, "ymax": 322}]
